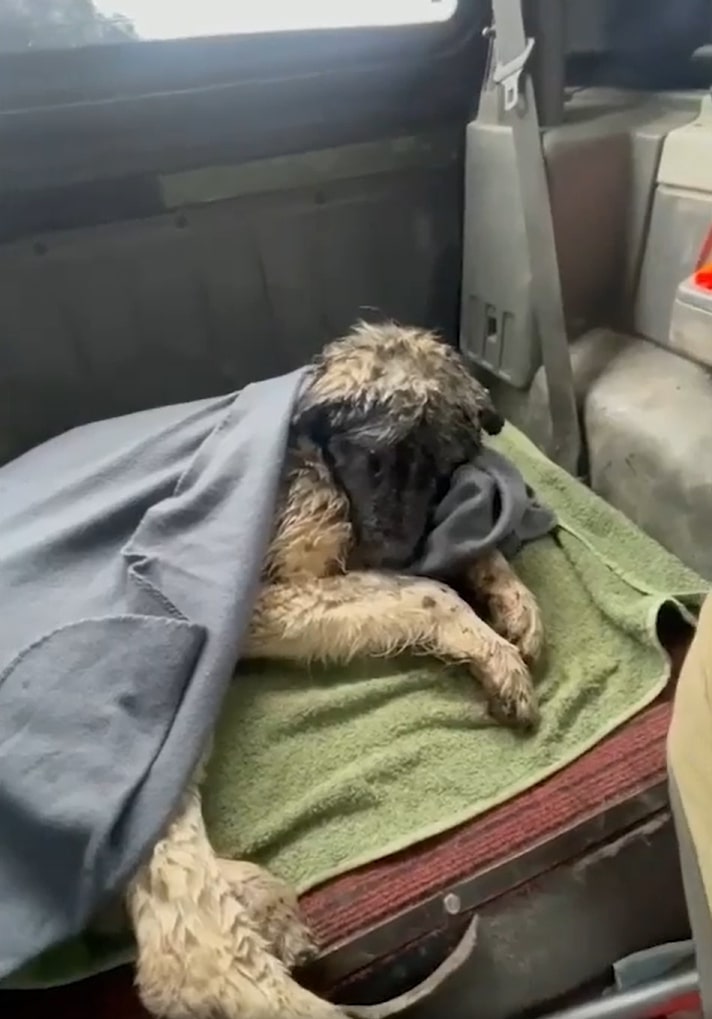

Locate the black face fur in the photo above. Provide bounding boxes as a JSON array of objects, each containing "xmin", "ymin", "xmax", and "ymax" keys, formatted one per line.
[{"xmin": 292, "ymin": 323, "xmax": 504, "ymax": 571}]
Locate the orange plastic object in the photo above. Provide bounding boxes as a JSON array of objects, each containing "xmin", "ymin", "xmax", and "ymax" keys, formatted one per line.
[
  {"xmin": 696, "ymin": 225, "xmax": 712, "ymax": 270},
  {"xmin": 694, "ymin": 263, "xmax": 712, "ymax": 291}
]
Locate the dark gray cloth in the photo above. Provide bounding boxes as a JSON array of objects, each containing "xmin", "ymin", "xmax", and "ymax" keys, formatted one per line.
[
  {"xmin": 413, "ymin": 448, "xmax": 556, "ymax": 579},
  {"xmin": 0, "ymin": 369, "xmax": 306, "ymax": 979},
  {"xmin": 0, "ymin": 383, "xmax": 553, "ymax": 979}
]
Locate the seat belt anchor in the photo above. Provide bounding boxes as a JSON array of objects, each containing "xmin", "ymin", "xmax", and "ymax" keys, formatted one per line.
[{"xmin": 492, "ymin": 36, "xmax": 535, "ymax": 112}]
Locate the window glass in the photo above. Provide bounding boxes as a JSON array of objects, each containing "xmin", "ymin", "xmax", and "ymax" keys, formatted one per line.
[{"xmin": 1, "ymin": 0, "xmax": 458, "ymax": 53}]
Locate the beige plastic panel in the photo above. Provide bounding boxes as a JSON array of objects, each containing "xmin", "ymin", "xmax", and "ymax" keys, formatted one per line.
[{"xmin": 635, "ymin": 93, "xmax": 712, "ymax": 346}]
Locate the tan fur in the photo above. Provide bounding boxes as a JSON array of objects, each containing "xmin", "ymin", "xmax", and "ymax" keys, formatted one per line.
[
  {"xmin": 263, "ymin": 456, "xmax": 352, "ymax": 583},
  {"xmin": 127, "ymin": 781, "xmax": 339, "ymax": 1019},
  {"xmin": 126, "ymin": 322, "xmax": 543, "ymax": 1019},
  {"xmin": 247, "ymin": 572, "xmax": 536, "ymax": 725},
  {"xmin": 303, "ymin": 323, "xmax": 453, "ymax": 409},
  {"xmin": 466, "ymin": 549, "xmax": 544, "ymax": 666}
]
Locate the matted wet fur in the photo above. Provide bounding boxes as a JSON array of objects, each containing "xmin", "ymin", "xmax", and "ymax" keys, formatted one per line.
[{"xmin": 126, "ymin": 322, "xmax": 543, "ymax": 1019}]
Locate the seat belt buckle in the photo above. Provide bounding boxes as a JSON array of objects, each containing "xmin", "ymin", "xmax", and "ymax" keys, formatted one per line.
[{"xmin": 492, "ymin": 36, "xmax": 535, "ymax": 111}]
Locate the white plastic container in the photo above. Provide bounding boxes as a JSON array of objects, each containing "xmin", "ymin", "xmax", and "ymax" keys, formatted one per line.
[{"xmin": 668, "ymin": 270, "xmax": 712, "ymax": 368}]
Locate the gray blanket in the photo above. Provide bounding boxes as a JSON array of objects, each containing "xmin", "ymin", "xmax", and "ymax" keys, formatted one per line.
[
  {"xmin": 412, "ymin": 452, "xmax": 555, "ymax": 578},
  {"xmin": 0, "ymin": 375, "xmax": 553, "ymax": 979}
]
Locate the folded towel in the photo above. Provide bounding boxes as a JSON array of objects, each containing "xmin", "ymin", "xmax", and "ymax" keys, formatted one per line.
[{"xmin": 6, "ymin": 424, "xmax": 705, "ymax": 989}]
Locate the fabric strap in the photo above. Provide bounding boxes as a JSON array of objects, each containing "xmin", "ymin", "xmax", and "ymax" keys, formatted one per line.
[{"xmin": 489, "ymin": 0, "xmax": 581, "ymax": 474}]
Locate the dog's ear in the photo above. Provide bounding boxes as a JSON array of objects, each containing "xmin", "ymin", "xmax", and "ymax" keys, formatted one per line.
[
  {"xmin": 479, "ymin": 402, "xmax": 504, "ymax": 436},
  {"xmin": 292, "ymin": 393, "xmax": 420, "ymax": 452},
  {"xmin": 470, "ymin": 380, "xmax": 504, "ymax": 436},
  {"xmin": 290, "ymin": 401, "xmax": 334, "ymax": 449}
]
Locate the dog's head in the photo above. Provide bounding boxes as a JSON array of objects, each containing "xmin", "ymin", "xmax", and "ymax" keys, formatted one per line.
[{"xmin": 291, "ymin": 321, "xmax": 503, "ymax": 570}]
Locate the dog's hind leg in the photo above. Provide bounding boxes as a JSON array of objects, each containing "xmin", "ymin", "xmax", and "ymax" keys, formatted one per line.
[
  {"xmin": 215, "ymin": 858, "xmax": 318, "ymax": 970},
  {"xmin": 126, "ymin": 777, "xmax": 345, "ymax": 1019},
  {"xmin": 465, "ymin": 550, "xmax": 543, "ymax": 666},
  {"xmin": 246, "ymin": 573, "xmax": 538, "ymax": 728}
]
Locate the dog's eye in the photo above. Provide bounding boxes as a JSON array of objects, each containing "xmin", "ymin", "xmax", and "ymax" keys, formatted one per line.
[{"xmin": 367, "ymin": 452, "xmax": 383, "ymax": 476}]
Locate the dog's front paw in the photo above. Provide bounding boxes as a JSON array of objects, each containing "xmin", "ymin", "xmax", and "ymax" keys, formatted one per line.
[
  {"xmin": 217, "ymin": 858, "xmax": 318, "ymax": 971},
  {"xmin": 484, "ymin": 642, "xmax": 539, "ymax": 731},
  {"xmin": 489, "ymin": 588, "xmax": 543, "ymax": 667}
]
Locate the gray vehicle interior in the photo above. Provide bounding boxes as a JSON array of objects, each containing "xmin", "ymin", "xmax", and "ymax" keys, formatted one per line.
[
  {"xmin": 2, "ymin": 0, "xmax": 712, "ymax": 581},
  {"xmin": 2, "ymin": 0, "xmax": 712, "ymax": 1014}
]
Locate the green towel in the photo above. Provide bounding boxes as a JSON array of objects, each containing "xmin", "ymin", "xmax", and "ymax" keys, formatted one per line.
[{"xmin": 6, "ymin": 424, "xmax": 706, "ymax": 989}]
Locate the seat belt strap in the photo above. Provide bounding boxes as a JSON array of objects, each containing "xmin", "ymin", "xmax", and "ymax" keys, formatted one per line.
[{"xmin": 489, "ymin": 0, "xmax": 581, "ymax": 474}]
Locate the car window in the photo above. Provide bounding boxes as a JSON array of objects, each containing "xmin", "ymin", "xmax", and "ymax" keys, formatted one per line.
[{"xmin": 0, "ymin": 0, "xmax": 457, "ymax": 53}]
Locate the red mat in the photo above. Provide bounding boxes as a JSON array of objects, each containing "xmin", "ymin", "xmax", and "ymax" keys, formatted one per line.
[{"xmin": 301, "ymin": 698, "xmax": 672, "ymax": 947}]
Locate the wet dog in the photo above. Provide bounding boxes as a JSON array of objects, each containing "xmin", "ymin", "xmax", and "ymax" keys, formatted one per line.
[{"xmin": 126, "ymin": 322, "xmax": 543, "ymax": 1019}]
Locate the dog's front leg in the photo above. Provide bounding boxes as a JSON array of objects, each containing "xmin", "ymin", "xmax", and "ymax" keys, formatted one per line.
[
  {"xmin": 465, "ymin": 549, "xmax": 543, "ymax": 666},
  {"xmin": 246, "ymin": 573, "xmax": 537, "ymax": 728},
  {"xmin": 126, "ymin": 775, "xmax": 344, "ymax": 1019}
]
